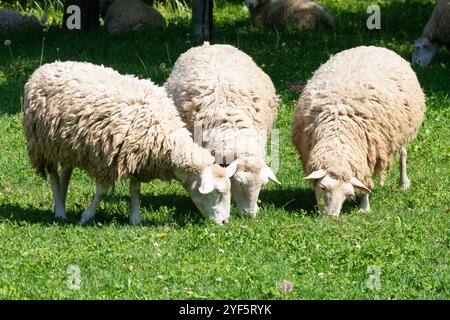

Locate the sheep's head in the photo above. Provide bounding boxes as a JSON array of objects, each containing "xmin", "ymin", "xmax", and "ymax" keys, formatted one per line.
[
  {"xmin": 304, "ymin": 169, "xmax": 370, "ymax": 217},
  {"xmin": 412, "ymin": 37, "xmax": 440, "ymax": 67},
  {"xmin": 230, "ymin": 157, "xmax": 280, "ymax": 217},
  {"xmin": 182, "ymin": 162, "xmax": 237, "ymax": 225}
]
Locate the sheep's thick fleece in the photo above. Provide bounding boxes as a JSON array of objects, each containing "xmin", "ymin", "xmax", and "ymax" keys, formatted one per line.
[
  {"xmin": 248, "ymin": 0, "xmax": 335, "ymax": 29},
  {"xmin": 104, "ymin": 0, "xmax": 165, "ymax": 34},
  {"xmin": 292, "ymin": 46, "xmax": 425, "ymax": 189},
  {"xmin": 422, "ymin": 0, "xmax": 450, "ymax": 48},
  {"xmin": 164, "ymin": 43, "xmax": 278, "ymax": 162},
  {"xmin": 24, "ymin": 61, "xmax": 214, "ymax": 185}
]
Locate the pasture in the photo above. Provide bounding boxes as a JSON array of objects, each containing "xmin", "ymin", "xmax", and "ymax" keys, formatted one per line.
[{"xmin": 0, "ymin": 0, "xmax": 448, "ymax": 299}]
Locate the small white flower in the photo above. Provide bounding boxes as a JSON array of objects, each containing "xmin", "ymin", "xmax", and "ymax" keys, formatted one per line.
[
  {"xmin": 4, "ymin": 40, "xmax": 11, "ymax": 46},
  {"xmin": 159, "ymin": 62, "xmax": 166, "ymax": 70},
  {"xmin": 157, "ymin": 274, "xmax": 164, "ymax": 280},
  {"xmin": 215, "ymin": 277, "xmax": 222, "ymax": 282},
  {"xmin": 218, "ymin": 248, "xmax": 225, "ymax": 254},
  {"xmin": 127, "ymin": 279, "xmax": 132, "ymax": 287},
  {"xmin": 318, "ymin": 272, "xmax": 325, "ymax": 278},
  {"xmin": 281, "ymin": 42, "xmax": 286, "ymax": 47},
  {"xmin": 355, "ymin": 244, "xmax": 362, "ymax": 250}
]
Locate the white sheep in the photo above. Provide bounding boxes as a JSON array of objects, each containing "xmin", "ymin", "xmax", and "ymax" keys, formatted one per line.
[
  {"xmin": 165, "ymin": 43, "xmax": 280, "ymax": 217},
  {"xmin": 245, "ymin": 0, "xmax": 335, "ymax": 29},
  {"xmin": 0, "ymin": 8, "xmax": 44, "ymax": 31},
  {"xmin": 412, "ymin": 0, "xmax": 450, "ymax": 67},
  {"xmin": 292, "ymin": 46, "xmax": 426, "ymax": 216},
  {"xmin": 103, "ymin": 0, "xmax": 165, "ymax": 34},
  {"xmin": 23, "ymin": 61, "xmax": 237, "ymax": 225}
]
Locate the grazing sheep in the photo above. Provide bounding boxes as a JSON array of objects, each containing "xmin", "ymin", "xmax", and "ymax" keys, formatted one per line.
[
  {"xmin": 412, "ymin": 0, "xmax": 450, "ymax": 67},
  {"xmin": 245, "ymin": 0, "xmax": 335, "ymax": 29},
  {"xmin": 292, "ymin": 46, "xmax": 425, "ymax": 216},
  {"xmin": 104, "ymin": 0, "xmax": 165, "ymax": 34},
  {"xmin": 0, "ymin": 8, "xmax": 43, "ymax": 31},
  {"xmin": 165, "ymin": 43, "xmax": 280, "ymax": 217},
  {"xmin": 24, "ymin": 61, "xmax": 237, "ymax": 226}
]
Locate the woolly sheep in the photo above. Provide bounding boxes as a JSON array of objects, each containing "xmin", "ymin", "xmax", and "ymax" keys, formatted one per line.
[
  {"xmin": 0, "ymin": 8, "xmax": 43, "ymax": 31},
  {"xmin": 23, "ymin": 61, "xmax": 238, "ymax": 226},
  {"xmin": 104, "ymin": 0, "xmax": 165, "ymax": 34},
  {"xmin": 292, "ymin": 46, "xmax": 425, "ymax": 216},
  {"xmin": 245, "ymin": 0, "xmax": 335, "ymax": 29},
  {"xmin": 165, "ymin": 43, "xmax": 280, "ymax": 217},
  {"xmin": 412, "ymin": 0, "xmax": 450, "ymax": 67}
]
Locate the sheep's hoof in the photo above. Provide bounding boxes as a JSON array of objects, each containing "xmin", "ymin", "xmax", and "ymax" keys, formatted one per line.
[
  {"xmin": 359, "ymin": 207, "xmax": 371, "ymax": 213},
  {"xmin": 129, "ymin": 217, "xmax": 141, "ymax": 226},
  {"xmin": 79, "ymin": 217, "xmax": 90, "ymax": 225},
  {"xmin": 401, "ymin": 180, "xmax": 410, "ymax": 190},
  {"xmin": 54, "ymin": 210, "xmax": 67, "ymax": 220}
]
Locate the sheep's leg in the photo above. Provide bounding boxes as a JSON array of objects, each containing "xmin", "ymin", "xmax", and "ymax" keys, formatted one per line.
[
  {"xmin": 80, "ymin": 182, "xmax": 109, "ymax": 225},
  {"xmin": 59, "ymin": 167, "xmax": 73, "ymax": 209},
  {"xmin": 359, "ymin": 193, "xmax": 370, "ymax": 213},
  {"xmin": 50, "ymin": 170, "xmax": 66, "ymax": 219},
  {"xmin": 379, "ymin": 172, "xmax": 386, "ymax": 187},
  {"xmin": 129, "ymin": 178, "xmax": 141, "ymax": 225},
  {"xmin": 400, "ymin": 146, "xmax": 410, "ymax": 189}
]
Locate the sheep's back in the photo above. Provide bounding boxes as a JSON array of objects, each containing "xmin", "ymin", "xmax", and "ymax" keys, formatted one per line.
[
  {"xmin": 23, "ymin": 61, "xmax": 183, "ymax": 183},
  {"xmin": 165, "ymin": 44, "xmax": 278, "ymax": 136},
  {"xmin": 105, "ymin": 0, "xmax": 165, "ymax": 33},
  {"xmin": 293, "ymin": 46, "xmax": 425, "ymax": 180},
  {"xmin": 429, "ymin": 0, "xmax": 450, "ymax": 47}
]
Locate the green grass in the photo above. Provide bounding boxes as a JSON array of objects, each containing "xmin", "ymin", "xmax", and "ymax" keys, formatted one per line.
[{"xmin": 0, "ymin": 0, "xmax": 449, "ymax": 299}]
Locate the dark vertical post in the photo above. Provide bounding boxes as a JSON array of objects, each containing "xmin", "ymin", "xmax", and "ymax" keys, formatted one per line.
[
  {"xmin": 193, "ymin": 0, "xmax": 213, "ymax": 42},
  {"xmin": 63, "ymin": 0, "xmax": 100, "ymax": 31}
]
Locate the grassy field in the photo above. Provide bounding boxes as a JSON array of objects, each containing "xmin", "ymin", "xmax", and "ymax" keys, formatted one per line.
[{"xmin": 0, "ymin": 0, "xmax": 449, "ymax": 299}]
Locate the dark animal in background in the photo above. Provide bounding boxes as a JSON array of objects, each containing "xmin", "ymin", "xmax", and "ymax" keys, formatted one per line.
[
  {"xmin": 245, "ymin": 0, "xmax": 335, "ymax": 29},
  {"xmin": 412, "ymin": 0, "xmax": 450, "ymax": 67}
]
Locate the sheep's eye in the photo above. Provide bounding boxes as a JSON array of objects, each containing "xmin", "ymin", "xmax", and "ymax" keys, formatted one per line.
[{"xmin": 319, "ymin": 184, "xmax": 326, "ymax": 190}]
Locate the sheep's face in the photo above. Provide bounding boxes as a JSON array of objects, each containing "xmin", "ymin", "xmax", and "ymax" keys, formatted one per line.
[
  {"xmin": 304, "ymin": 170, "xmax": 370, "ymax": 217},
  {"xmin": 412, "ymin": 37, "xmax": 440, "ymax": 67},
  {"xmin": 186, "ymin": 162, "xmax": 237, "ymax": 225},
  {"xmin": 231, "ymin": 158, "xmax": 280, "ymax": 217}
]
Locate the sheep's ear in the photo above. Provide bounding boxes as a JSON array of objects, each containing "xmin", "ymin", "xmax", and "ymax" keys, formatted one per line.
[
  {"xmin": 199, "ymin": 169, "xmax": 214, "ymax": 194},
  {"xmin": 261, "ymin": 165, "xmax": 281, "ymax": 184},
  {"xmin": 304, "ymin": 169, "xmax": 327, "ymax": 180},
  {"xmin": 350, "ymin": 177, "xmax": 371, "ymax": 193},
  {"xmin": 225, "ymin": 160, "xmax": 238, "ymax": 178}
]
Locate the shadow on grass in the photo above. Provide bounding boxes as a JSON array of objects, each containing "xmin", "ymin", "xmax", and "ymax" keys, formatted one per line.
[
  {"xmin": 0, "ymin": 192, "xmax": 205, "ymax": 228},
  {"xmin": 0, "ymin": 185, "xmax": 323, "ymax": 226},
  {"xmin": 259, "ymin": 187, "xmax": 316, "ymax": 214},
  {"xmin": 259, "ymin": 186, "xmax": 369, "ymax": 217}
]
